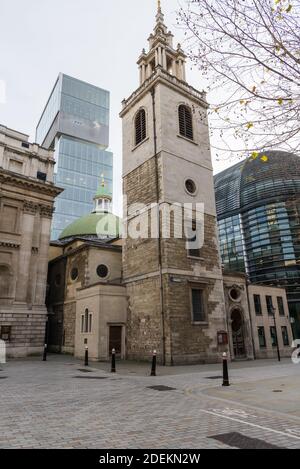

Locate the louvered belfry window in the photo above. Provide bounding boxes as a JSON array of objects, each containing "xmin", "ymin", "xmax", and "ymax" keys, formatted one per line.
[
  {"xmin": 135, "ymin": 109, "xmax": 147, "ymax": 146},
  {"xmin": 178, "ymin": 104, "xmax": 193, "ymax": 140}
]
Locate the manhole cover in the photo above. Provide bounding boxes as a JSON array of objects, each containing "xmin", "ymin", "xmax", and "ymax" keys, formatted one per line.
[
  {"xmin": 209, "ymin": 432, "xmax": 284, "ymax": 449},
  {"xmin": 206, "ymin": 376, "xmax": 223, "ymax": 380},
  {"xmin": 273, "ymin": 390, "xmax": 283, "ymax": 393},
  {"xmin": 147, "ymin": 385, "xmax": 176, "ymax": 391},
  {"xmin": 77, "ymin": 369, "xmax": 93, "ymax": 373},
  {"xmin": 73, "ymin": 376, "xmax": 108, "ymax": 380}
]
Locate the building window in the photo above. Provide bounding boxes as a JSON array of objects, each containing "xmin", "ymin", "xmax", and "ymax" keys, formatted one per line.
[
  {"xmin": 135, "ymin": 109, "xmax": 146, "ymax": 146},
  {"xmin": 178, "ymin": 104, "xmax": 193, "ymax": 140},
  {"xmin": 191, "ymin": 288, "xmax": 206, "ymax": 322},
  {"xmin": 70, "ymin": 267, "xmax": 78, "ymax": 281},
  {"xmin": 281, "ymin": 326, "xmax": 289, "ymax": 346},
  {"xmin": 0, "ymin": 325, "xmax": 11, "ymax": 342},
  {"xmin": 270, "ymin": 326, "xmax": 278, "ymax": 347},
  {"xmin": 185, "ymin": 179, "xmax": 197, "ymax": 195},
  {"xmin": 81, "ymin": 309, "xmax": 92, "ymax": 333},
  {"xmin": 97, "ymin": 264, "xmax": 109, "ymax": 279},
  {"xmin": 258, "ymin": 327, "xmax": 266, "ymax": 348},
  {"xmin": 254, "ymin": 294, "xmax": 262, "ymax": 315},
  {"xmin": 266, "ymin": 295, "xmax": 274, "ymax": 315},
  {"xmin": 277, "ymin": 297, "xmax": 285, "ymax": 316}
]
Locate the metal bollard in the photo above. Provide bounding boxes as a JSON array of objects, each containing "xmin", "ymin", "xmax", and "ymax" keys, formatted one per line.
[
  {"xmin": 42, "ymin": 343, "xmax": 47, "ymax": 362},
  {"xmin": 151, "ymin": 350, "xmax": 157, "ymax": 377},
  {"xmin": 111, "ymin": 348, "xmax": 116, "ymax": 373},
  {"xmin": 84, "ymin": 345, "xmax": 89, "ymax": 367},
  {"xmin": 222, "ymin": 352, "xmax": 230, "ymax": 387}
]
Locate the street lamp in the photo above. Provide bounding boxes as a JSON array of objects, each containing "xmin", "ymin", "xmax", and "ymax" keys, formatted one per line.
[{"xmin": 270, "ymin": 305, "xmax": 281, "ymax": 362}]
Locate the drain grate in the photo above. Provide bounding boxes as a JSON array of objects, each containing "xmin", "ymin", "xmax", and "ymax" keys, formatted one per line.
[
  {"xmin": 73, "ymin": 376, "xmax": 108, "ymax": 380},
  {"xmin": 206, "ymin": 376, "xmax": 223, "ymax": 380},
  {"xmin": 148, "ymin": 385, "xmax": 176, "ymax": 392},
  {"xmin": 273, "ymin": 390, "xmax": 283, "ymax": 393},
  {"xmin": 77, "ymin": 369, "xmax": 93, "ymax": 373},
  {"xmin": 209, "ymin": 432, "xmax": 284, "ymax": 449},
  {"xmin": 0, "ymin": 377, "xmax": 7, "ymax": 380}
]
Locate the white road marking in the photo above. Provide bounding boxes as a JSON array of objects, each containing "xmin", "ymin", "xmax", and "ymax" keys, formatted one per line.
[{"xmin": 200, "ymin": 408, "xmax": 300, "ymax": 441}]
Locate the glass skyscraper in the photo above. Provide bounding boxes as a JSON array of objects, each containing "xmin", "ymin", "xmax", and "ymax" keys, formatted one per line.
[
  {"xmin": 214, "ymin": 151, "xmax": 300, "ymax": 339},
  {"xmin": 36, "ymin": 73, "xmax": 113, "ymax": 240}
]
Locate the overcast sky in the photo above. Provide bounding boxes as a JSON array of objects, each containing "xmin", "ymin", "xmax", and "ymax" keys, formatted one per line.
[{"xmin": 0, "ymin": 0, "xmax": 234, "ymax": 215}]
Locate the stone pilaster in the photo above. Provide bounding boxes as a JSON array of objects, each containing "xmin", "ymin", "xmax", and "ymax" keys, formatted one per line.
[
  {"xmin": 34, "ymin": 206, "xmax": 53, "ymax": 305},
  {"xmin": 15, "ymin": 201, "xmax": 37, "ymax": 303}
]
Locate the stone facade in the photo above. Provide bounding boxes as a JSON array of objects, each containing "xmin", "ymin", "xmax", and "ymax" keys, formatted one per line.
[
  {"xmin": 121, "ymin": 6, "xmax": 227, "ymax": 365},
  {"xmin": 47, "ymin": 239, "xmax": 127, "ymax": 359},
  {"xmin": 223, "ymin": 272, "xmax": 293, "ymax": 360},
  {"xmin": 0, "ymin": 125, "xmax": 62, "ymax": 357}
]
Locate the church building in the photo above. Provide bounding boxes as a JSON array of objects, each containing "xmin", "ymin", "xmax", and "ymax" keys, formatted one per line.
[{"xmin": 46, "ymin": 3, "xmax": 293, "ymax": 364}]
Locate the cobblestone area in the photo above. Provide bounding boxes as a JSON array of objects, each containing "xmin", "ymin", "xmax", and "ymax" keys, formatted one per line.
[{"xmin": 1, "ymin": 356, "xmax": 300, "ymax": 449}]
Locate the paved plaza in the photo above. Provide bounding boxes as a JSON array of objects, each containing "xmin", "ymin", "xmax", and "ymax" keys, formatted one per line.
[{"xmin": 1, "ymin": 355, "xmax": 300, "ymax": 449}]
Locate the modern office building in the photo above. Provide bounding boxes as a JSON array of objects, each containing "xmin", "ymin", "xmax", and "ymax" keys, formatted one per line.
[
  {"xmin": 214, "ymin": 151, "xmax": 300, "ymax": 339},
  {"xmin": 36, "ymin": 73, "xmax": 113, "ymax": 240}
]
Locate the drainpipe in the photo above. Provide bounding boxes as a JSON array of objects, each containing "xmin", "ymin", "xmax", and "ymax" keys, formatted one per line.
[
  {"xmin": 246, "ymin": 276, "xmax": 256, "ymax": 360},
  {"xmin": 151, "ymin": 86, "xmax": 166, "ymax": 366}
]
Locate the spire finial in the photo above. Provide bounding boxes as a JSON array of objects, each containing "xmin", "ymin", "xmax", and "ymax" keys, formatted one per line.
[{"xmin": 156, "ymin": 0, "xmax": 164, "ymax": 24}]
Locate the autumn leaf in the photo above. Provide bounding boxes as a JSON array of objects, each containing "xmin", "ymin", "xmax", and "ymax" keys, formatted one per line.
[
  {"xmin": 286, "ymin": 4, "xmax": 293, "ymax": 13},
  {"xmin": 246, "ymin": 122, "xmax": 254, "ymax": 129},
  {"xmin": 251, "ymin": 151, "xmax": 259, "ymax": 159},
  {"xmin": 260, "ymin": 155, "xmax": 269, "ymax": 162},
  {"xmin": 278, "ymin": 98, "xmax": 283, "ymax": 105}
]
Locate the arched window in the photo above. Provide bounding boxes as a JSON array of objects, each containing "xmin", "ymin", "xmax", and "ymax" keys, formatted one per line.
[
  {"xmin": 81, "ymin": 309, "xmax": 92, "ymax": 333},
  {"xmin": 135, "ymin": 109, "xmax": 147, "ymax": 146},
  {"xmin": 178, "ymin": 104, "xmax": 193, "ymax": 140}
]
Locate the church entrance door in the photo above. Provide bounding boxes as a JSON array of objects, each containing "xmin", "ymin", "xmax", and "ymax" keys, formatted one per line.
[
  {"xmin": 231, "ymin": 309, "xmax": 246, "ymax": 358},
  {"xmin": 109, "ymin": 326, "xmax": 122, "ymax": 356}
]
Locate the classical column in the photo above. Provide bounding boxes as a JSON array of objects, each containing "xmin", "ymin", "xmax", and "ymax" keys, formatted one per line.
[
  {"xmin": 139, "ymin": 65, "xmax": 143, "ymax": 85},
  {"xmin": 15, "ymin": 201, "xmax": 37, "ymax": 302},
  {"xmin": 162, "ymin": 49, "xmax": 167, "ymax": 70},
  {"xmin": 182, "ymin": 60, "xmax": 186, "ymax": 81},
  {"xmin": 34, "ymin": 205, "xmax": 53, "ymax": 306}
]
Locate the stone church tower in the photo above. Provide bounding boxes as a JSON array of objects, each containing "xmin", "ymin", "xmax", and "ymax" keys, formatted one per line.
[{"xmin": 121, "ymin": 3, "xmax": 227, "ymax": 365}]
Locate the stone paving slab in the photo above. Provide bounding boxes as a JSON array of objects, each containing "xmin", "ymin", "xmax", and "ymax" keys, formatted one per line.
[{"xmin": 0, "ymin": 355, "xmax": 300, "ymax": 449}]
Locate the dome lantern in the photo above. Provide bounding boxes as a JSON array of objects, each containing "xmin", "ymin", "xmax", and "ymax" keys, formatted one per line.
[{"xmin": 93, "ymin": 174, "xmax": 112, "ymax": 213}]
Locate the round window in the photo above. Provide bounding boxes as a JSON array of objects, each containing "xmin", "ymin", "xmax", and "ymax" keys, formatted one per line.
[
  {"xmin": 229, "ymin": 287, "xmax": 241, "ymax": 302},
  {"xmin": 185, "ymin": 179, "xmax": 197, "ymax": 195},
  {"xmin": 70, "ymin": 267, "xmax": 78, "ymax": 281},
  {"xmin": 97, "ymin": 264, "xmax": 109, "ymax": 279}
]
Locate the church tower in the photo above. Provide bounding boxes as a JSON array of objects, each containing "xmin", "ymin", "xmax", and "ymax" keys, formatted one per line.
[{"xmin": 121, "ymin": 2, "xmax": 227, "ymax": 365}]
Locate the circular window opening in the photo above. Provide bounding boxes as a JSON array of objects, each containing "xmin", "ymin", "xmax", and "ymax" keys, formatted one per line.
[
  {"xmin": 55, "ymin": 274, "xmax": 61, "ymax": 287},
  {"xmin": 185, "ymin": 179, "xmax": 197, "ymax": 195},
  {"xmin": 71, "ymin": 267, "xmax": 78, "ymax": 281},
  {"xmin": 97, "ymin": 264, "xmax": 109, "ymax": 279},
  {"xmin": 229, "ymin": 287, "xmax": 241, "ymax": 302}
]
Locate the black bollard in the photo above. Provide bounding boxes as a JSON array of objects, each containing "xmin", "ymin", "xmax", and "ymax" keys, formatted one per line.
[
  {"xmin": 84, "ymin": 346, "xmax": 89, "ymax": 367},
  {"xmin": 222, "ymin": 352, "xmax": 230, "ymax": 387},
  {"xmin": 111, "ymin": 348, "xmax": 116, "ymax": 373},
  {"xmin": 42, "ymin": 344, "xmax": 47, "ymax": 362},
  {"xmin": 151, "ymin": 350, "xmax": 157, "ymax": 377}
]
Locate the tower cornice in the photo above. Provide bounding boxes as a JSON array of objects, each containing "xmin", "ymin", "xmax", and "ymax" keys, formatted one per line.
[{"xmin": 120, "ymin": 68, "xmax": 207, "ymax": 117}]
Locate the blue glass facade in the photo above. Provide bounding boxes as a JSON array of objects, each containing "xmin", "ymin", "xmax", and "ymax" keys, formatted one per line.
[
  {"xmin": 214, "ymin": 152, "xmax": 300, "ymax": 339},
  {"xmin": 36, "ymin": 74, "xmax": 113, "ymax": 240}
]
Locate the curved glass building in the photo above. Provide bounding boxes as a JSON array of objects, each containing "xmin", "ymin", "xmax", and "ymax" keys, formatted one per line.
[{"xmin": 214, "ymin": 151, "xmax": 300, "ymax": 338}]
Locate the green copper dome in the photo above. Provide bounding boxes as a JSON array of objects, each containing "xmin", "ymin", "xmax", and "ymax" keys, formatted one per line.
[{"xmin": 59, "ymin": 212, "xmax": 121, "ymax": 240}]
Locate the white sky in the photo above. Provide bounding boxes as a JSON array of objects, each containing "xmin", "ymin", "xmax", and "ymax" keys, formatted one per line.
[{"xmin": 0, "ymin": 0, "xmax": 234, "ymax": 216}]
